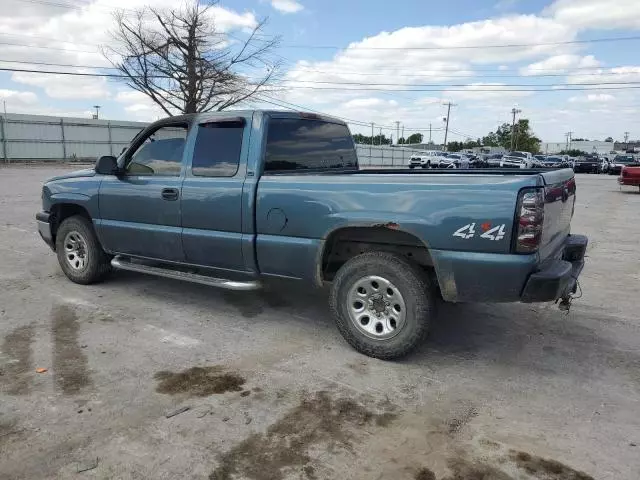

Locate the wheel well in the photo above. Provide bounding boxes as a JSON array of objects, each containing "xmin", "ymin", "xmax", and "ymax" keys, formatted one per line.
[
  {"xmin": 50, "ymin": 203, "xmax": 91, "ymax": 239},
  {"xmin": 321, "ymin": 226, "xmax": 434, "ymax": 282}
]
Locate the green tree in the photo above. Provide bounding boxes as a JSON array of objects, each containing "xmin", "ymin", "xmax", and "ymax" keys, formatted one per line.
[
  {"xmin": 559, "ymin": 149, "xmax": 587, "ymax": 156},
  {"xmin": 605, "ymin": 137, "xmax": 614, "ymax": 142},
  {"xmin": 447, "ymin": 141, "xmax": 464, "ymax": 152},
  {"xmin": 405, "ymin": 133, "xmax": 423, "ymax": 144},
  {"xmin": 352, "ymin": 133, "xmax": 391, "ymax": 145},
  {"xmin": 482, "ymin": 119, "xmax": 540, "ymax": 153}
]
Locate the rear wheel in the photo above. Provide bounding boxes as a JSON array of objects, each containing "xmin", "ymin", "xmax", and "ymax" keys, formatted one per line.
[
  {"xmin": 329, "ymin": 251, "xmax": 435, "ymax": 359},
  {"xmin": 55, "ymin": 215, "xmax": 111, "ymax": 284}
]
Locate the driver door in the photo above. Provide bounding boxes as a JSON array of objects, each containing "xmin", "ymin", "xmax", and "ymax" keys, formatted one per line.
[{"xmin": 97, "ymin": 122, "xmax": 189, "ymax": 262}]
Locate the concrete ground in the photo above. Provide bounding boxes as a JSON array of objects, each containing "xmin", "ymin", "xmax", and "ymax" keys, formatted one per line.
[{"xmin": 0, "ymin": 165, "xmax": 639, "ymax": 480}]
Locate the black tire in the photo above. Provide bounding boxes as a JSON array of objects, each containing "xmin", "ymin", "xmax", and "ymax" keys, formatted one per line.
[
  {"xmin": 55, "ymin": 215, "xmax": 111, "ymax": 284},
  {"xmin": 329, "ymin": 251, "xmax": 436, "ymax": 359}
]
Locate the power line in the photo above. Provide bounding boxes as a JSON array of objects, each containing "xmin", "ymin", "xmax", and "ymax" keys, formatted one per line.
[
  {"xmin": 0, "ymin": 41, "xmax": 97, "ymax": 53},
  {"xmin": 3, "ymin": 66, "xmax": 640, "ymax": 90},
  {"xmin": 3, "ymin": 58, "xmax": 637, "ymax": 81},
  {"xmin": 0, "ymin": 59, "xmax": 116, "ymax": 70},
  {"xmin": 266, "ymin": 84, "xmax": 640, "ymax": 92},
  {"xmin": 272, "ymin": 35, "xmax": 640, "ymax": 51},
  {"xmin": 280, "ymin": 79, "xmax": 640, "ymax": 88}
]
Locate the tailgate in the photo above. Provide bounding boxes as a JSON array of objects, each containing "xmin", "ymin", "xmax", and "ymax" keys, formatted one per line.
[{"xmin": 539, "ymin": 168, "xmax": 576, "ymax": 259}]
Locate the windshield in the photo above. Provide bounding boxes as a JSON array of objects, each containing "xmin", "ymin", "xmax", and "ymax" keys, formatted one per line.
[
  {"xmin": 546, "ymin": 156, "xmax": 562, "ymax": 162},
  {"xmin": 614, "ymin": 156, "xmax": 635, "ymax": 164},
  {"xmin": 509, "ymin": 152, "xmax": 527, "ymax": 158}
]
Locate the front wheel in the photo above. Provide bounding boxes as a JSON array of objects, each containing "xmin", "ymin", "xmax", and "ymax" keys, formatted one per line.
[
  {"xmin": 55, "ymin": 215, "xmax": 111, "ymax": 284},
  {"xmin": 329, "ymin": 252, "xmax": 436, "ymax": 359}
]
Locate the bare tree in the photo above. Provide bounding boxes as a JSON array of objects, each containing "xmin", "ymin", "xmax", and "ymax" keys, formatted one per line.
[{"xmin": 103, "ymin": 1, "xmax": 282, "ymax": 115}]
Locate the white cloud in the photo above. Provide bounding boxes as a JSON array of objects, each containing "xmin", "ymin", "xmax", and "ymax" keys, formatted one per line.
[
  {"xmin": 443, "ymin": 83, "xmax": 534, "ymax": 101},
  {"xmin": 545, "ymin": 0, "xmax": 640, "ymax": 30},
  {"xmin": 0, "ymin": 0, "xmax": 258, "ymax": 105},
  {"xmin": 271, "ymin": 0, "xmax": 304, "ymax": 13},
  {"xmin": 344, "ymin": 98, "xmax": 397, "ymax": 108},
  {"xmin": 568, "ymin": 93, "xmax": 615, "ymax": 103},
  {"xmin": 0, "ymin": 88, "xmax": 38, "ymax": 106},
  {"xmin": 566, "ymin": 65, "xmax": 640, "ymax": 84},
  {"xmin": 520, "ymin": 55, "xmax": 600, "ymax": 75},
  {"xmin": 115, "ymin": 90, "xmax": 167, "ymax": 121},
  {"xmin": 11, "ymin": 71, "xmax": 110, "ymax": 100}
]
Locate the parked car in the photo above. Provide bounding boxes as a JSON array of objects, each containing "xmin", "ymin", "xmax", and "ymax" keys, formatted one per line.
[
  {"xmin": 600, "ymin": 158, "xmax": 610, "ymax": 174},
  {"xmin": 501, "ymin": 151, "xmax": 533, "ymax": 168},
  {"xmin": 470, "ymin": 156, "xmax": 490, "ymax": 168},
  {"xmin": 437, "ymin": 153, "xmax": 463, "ymax": 168},
  {"xmin": 485, "ymin": 153, "xmax": 504, "ymax": 167},
  {"xmin": 541, "ymin": 155, "xmax": 566, "ymax": 168},
  {"xmin": 608, "ymin": 155, "xmax": 637, "ymax": 175},
  {"xmin": 408, "ymin": 151, "xmax": 441, "ymax": 169},
  {"xmin": 618, "ymin": 163, "xmax": 640, "ymax": 191},
  {"xmin": 533, "ymin": 155, "xmax": 547, "ymax": 167},
  {"xmin": 573, "ymin": 155, "xmax": 601, "ymax": 174},
  {"xmin": 36, "ymin": 110, "xmax": 588, "ymax": 359}
]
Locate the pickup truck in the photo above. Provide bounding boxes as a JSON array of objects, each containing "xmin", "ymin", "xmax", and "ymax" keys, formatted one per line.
[
  {"xmin": 36, "ymin": 110, "xmax": 588, "ymax": 359},
  {"xmin": 618, "ymin": 163, "xmax": 640, "ymax": 190}
]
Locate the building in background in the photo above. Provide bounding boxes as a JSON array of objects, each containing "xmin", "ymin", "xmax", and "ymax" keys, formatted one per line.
[{"xmin": 540, "ymin": 140, "xmax": 614, "ymax": 155}]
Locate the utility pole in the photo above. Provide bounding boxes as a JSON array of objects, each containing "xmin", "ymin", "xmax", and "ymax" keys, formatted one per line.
[
  {"xmin": 93, "ymin": 105, "xmax": 101, "ymax": 119},
  {"xmin": 565, "ymin": 131, "xmax": 573, "ymax": 151},
  {"xmin": 624, "ymin": 131, "xmax": 630, "ymax": 150},
  {"xmin": 510, "ymin": 107, "xmax": 522, "ymax": 151},
  {"xmin": 429, "ymin": 123, "xmax": 432, "ymax": 144},
  {"xmin": 395, "ymin": 121, "xmax": 400, "ymax": 145},
  {"xmin": 379, "ymin": 127, "xmax": 382, "ymax": 146},
  {"xmin": 370, "ymin": 122, "xmax": 374, "ymax": 157},
  {"xmin": 443, "ymin": 102, "xmax": 456, "ymax": 151},
  {"xmin": 401, "ymin": 125, "xmax": 404, "ymax": 144}
]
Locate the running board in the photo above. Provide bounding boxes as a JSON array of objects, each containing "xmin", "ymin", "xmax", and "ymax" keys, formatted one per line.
[{"xmin": 111, "ymin": 256, "xmax": 261, "ymax": 291}]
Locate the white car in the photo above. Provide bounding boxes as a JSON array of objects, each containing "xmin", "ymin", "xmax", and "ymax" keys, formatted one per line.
[
  {"xmin": 408, "ymin": 151, "xmax": 442, "ymax": 169},
  {"xmin": 408, "ymin": 156, "xmax": 432, "ymax": 169},
  {"xmin": 500, "ymin": 151, "xmax": 534, "ymax": 168}
]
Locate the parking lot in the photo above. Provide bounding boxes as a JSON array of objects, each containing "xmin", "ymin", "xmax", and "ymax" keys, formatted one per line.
[{"xmin": 1, "ymin": 165, "xmax": 639, "ymax": 480}]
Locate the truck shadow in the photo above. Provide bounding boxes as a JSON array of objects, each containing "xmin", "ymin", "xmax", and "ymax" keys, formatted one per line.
[{"xmin": 107, "ymin": 271, "xmax": 639, "ymax": 385}]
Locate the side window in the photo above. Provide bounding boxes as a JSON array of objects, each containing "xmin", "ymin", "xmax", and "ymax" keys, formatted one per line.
[
  {"xmin": 126, "ymin": 124, "xmax": 188, "ymax": 176},
  {"xmin": 264, "ymin": 118, "xmax": 358, "ymax": 172},
  {"xmin": 192, "ymin": 120, "xmax": 244, "ymax": 177}
]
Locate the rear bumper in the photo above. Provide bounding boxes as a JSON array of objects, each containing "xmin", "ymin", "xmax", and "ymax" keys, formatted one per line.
[
  {"xmin": 520, "ymin": 234, "xmax": 587, "ymax": 303},
  {"xmin": 36, "ymin": 211, "xmax": 55, "ymax": 251},
  {"xmin": 618, "ymin": 177, "xmax": 640, "ymax": 186}
]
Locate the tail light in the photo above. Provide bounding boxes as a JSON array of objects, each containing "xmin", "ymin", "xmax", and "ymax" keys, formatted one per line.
[{"xmin": 515, "ymin": 188, "xmax": 544, "ymax": 253}]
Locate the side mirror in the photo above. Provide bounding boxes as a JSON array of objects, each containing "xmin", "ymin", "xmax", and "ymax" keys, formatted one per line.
[{"xmin": 95, "ymin": 155, "xmax": 118, "ymax": 175}]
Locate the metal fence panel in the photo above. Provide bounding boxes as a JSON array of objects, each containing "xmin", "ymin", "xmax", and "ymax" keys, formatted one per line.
[
  {"xmin": 0, "ymin": 113, "xmax": 148, "ymax": 162},
  {"xmin": 1, "ymin": 112, "xmax": 430, "ymax": 166}
]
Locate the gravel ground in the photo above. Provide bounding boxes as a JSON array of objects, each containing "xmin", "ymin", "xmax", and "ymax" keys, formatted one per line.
[{"xmin": 0, "ymin": 165, "xmax": 639, "ymax": 480}]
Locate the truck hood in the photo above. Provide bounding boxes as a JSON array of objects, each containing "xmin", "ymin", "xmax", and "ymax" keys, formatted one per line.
[{"xmin": 48, "ymin": 167, "xmax": 96, "ymax": 182}]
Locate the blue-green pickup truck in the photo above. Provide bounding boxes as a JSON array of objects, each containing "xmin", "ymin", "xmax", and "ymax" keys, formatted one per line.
[{"xmin": 36, "ymin": 110, "xmax": 587, "ymax": 359}]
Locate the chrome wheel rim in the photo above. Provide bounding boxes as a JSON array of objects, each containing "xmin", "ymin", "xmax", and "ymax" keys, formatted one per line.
[
  {"xmin": 63, "ymin": 231, "xmax": 88, "ymax": 271},
  {"xmin": 347, "ymin": 275, "xmax": 407, "ymax": 340}
]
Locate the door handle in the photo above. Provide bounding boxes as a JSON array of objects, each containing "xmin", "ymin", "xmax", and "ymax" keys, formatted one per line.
[{"xmin": 161, "ymin": 188, "xmax": 179, "ymax": 201}]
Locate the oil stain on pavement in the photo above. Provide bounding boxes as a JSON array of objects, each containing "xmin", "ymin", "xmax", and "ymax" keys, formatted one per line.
[
  {"xmin": 51, "ymin": 304, "xmax": 91, "ymax": 395},
  {"xmin": 415, "ymin": 451, "xmax": 594, "ymax": 480},
  {"xmin": 1, "ymin": 325, "xmax": 35, "ymax": 395},
  {"xmin": 154, "ymin": 366, "xmax": 245, "ymax": 396},
  {"xmin": 509, "ymin": 450, "xmax": 594, "ymax": 480},
  {"xmin": 209, "ymin": 390, "xmax": 397, "ymax": 480}
]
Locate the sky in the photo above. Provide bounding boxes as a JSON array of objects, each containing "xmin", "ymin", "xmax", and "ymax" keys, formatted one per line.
[{"xmin": 0, "ymin": 0, "xmax": 639, "ymax": 143}]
